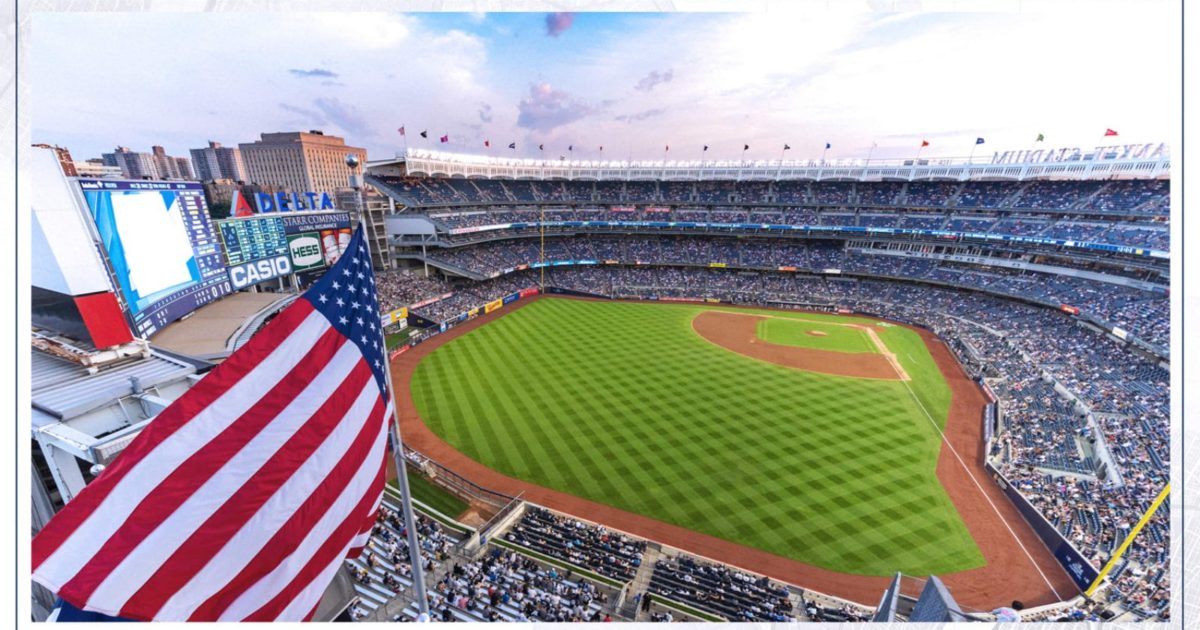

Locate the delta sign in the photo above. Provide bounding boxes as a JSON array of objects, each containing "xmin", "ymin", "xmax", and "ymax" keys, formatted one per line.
[
  {"xmin": 229, "ymin": 189, "xmax": 338, "ymax": 217},
  {"xmin": 254, "ymin": 191, "xmax": 337, "ymax": 213}
]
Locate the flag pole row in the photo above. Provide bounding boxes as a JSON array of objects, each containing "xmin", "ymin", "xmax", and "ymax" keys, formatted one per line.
[{"xmin": 397, "ymin": 124, "xmax": 1119, "ymax": 161}]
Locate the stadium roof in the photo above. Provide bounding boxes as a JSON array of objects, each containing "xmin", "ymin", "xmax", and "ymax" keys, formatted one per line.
[{"xmin": 367, "ymin": 144, "xmax": 1168, "ymax": 182}]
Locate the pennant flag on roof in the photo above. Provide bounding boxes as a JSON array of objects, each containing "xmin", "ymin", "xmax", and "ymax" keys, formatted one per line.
[
  {"xmin": 419, "ymin": 130, "xmax": 428, "ymax": 138},
  {"xmin": 397, "ymin": 126, "xmax": 405, "ymax": 136},
  {"xmin": 508, "ymin": 142, "xmax": 516, "ymax": 149},
  {"xmin": 783, "ymin": 144, "xmax": 791, "ymax": 150},
  {"xmin": 665, "ymin": 145, "xmax": 670, "ymax": 152},
  {"xmin": 921, "ymin": 140, "xmax": 930, "ymax": 147},
  {"xmin": 1036, "ymin": 133, "xmax": 1045, "ymax": 142},
  {"xmin": 825, "ymin": 142, "xmax": 831, "ymax": 150},
  {"xmin": 1105, "ymin": 128, "xmax": 1119, "ymax": 136},
  {"xmin": 32, "ymin": 226, "xmax": 392, "ymax": 621},
  {"xmin": 538, "ymin": 144, "xmax": 544, "ymax": 151},
  {"xmin": 568, "ymin": 145, "xmax": 573, "ymax": 152},
  {"xmin": 484, "ymin": 140, "xmax": 490, "ymax": 147},
  {"xmin": 703, "ymin": 145, "xmax": 709, "ymax": 152},
  {"xmin": 975, "ymin": 137, "xmax": 985, "ymax": 145},
  {"xmin": 439, "ymin": 135, "xmax": 449, "ymax": 143},
  {"xmin": 743, "ymin": 144, "xmax": 750, "ymax": 151}
]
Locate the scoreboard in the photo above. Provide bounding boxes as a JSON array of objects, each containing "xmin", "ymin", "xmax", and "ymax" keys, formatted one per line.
[
  {"xmin": 218, "ymin": 216, "xmax": 289, "ymax": 266},
  {"xmin": 78, "ymin": 179, "xmax": 233, "ymax": 337},
  {"xmin": 216, "ymin": 211, "xmax": 353, "ymax": 290}
]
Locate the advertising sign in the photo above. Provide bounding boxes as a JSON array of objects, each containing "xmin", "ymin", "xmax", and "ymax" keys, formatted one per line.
[
  {"xmin": 228, "ymin": 255, "xmax": 293, "ymax": 290},
  {"xmin": 287, "ymin": 232, "xmax": 326, "ymax": 272},
  {"xmin": 280, "ymin": 211, "xmax": 353, "ymax": 234},
  {"xmin": 484, "ymin": 299, "xmax": 503, "ymax": 314}
]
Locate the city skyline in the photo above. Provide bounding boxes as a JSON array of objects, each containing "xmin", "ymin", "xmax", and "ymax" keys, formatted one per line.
[{"xmin": 32, "ymin": 6, "xmax": 1177, "ymax": 164}]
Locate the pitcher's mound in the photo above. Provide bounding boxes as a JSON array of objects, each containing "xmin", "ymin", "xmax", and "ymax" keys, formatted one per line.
[{"xmin": 692, "ymin": 311, "xmax": 905, "ymax": 380}]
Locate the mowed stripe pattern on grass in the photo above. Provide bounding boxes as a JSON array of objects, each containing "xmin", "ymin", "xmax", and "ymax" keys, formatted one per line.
[{"xmin": 409, "ymin": 298, "xmax": 983, "ymax": 576}]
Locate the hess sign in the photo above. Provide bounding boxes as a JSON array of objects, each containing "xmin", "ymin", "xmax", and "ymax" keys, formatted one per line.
[
  {"xmin": 229, "ymin": 256, "xmax": 293, "ymax": 289},
  {"xmin": 255, "ymin": 191, "xmax": 336, "ymax": 213}
]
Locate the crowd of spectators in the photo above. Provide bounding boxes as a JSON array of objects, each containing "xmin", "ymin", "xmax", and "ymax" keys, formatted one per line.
[
  {"xmin": 649, "ymin": 555, "xmax": 797, "ymax": 622},
  {"xmin": 346, "ymin": 498, "xmax": 458, "ymax": 617},
  {"xmin": 417, "ymin": 548, "xmax": 612, "ymax": 622},
  {"xmin": 375, "ymin": 268, "xmax": 454, "ymax": 314},
  {"xmin": 420, "ymin": 205, "xmax": 1167, "ymax": 250},
  {"xmin": 399, "ymin": 235, "xmax": 1168, "ymax": 348},
  {"xmin": 371, "ymin": 175, "xmax": 1169, "ymax": 218},
  {"xmin": 504, "ymin": 507, "xmax": 647, "ymax": 582}
]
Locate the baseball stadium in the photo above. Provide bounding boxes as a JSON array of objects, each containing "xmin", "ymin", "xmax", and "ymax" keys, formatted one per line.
[{"xmin": 29, "ymin": 141, "xmax": 1170, "ymax": 623}]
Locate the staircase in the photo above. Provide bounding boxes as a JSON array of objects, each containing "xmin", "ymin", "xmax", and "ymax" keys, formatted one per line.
[{"xmin": 618, "ymin": 544, "xmax": 664, "ymax": 620}]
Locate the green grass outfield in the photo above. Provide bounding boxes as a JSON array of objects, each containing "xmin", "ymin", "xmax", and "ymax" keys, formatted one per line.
[
  {"xmin": 409, "ymin": 298, "xmax": 983, "ymax": 576},
  {"xmin": 755, "ymin": 316, "xmax": 878, "ymax": 353},
  {"xmin": 389, "ymin": 471, "xmax": 470, "ymax": 519}
]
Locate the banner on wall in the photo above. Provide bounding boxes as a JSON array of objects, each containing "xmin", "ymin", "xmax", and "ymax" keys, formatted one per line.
[
  {"xmin": 484, "ymin": 299, "xmax": 503, "ymax": 314},
  {"xmin": 519, "ymin": 287, "xmax": 540, "ymax": 298}
]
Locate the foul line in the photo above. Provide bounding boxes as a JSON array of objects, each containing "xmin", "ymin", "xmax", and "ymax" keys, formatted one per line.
[{"xmin": 898, "ymin": 377, "xmax": 1064, "ymax": 601}]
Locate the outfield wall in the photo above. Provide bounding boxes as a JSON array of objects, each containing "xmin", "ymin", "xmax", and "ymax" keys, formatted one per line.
[{"xmin": 983, "ymin": 463, "xmax": 1098, "ymax": 592}]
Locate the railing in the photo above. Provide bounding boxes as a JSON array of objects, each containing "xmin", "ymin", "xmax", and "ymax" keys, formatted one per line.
[{"xmin": 403, "ymin": 448, "xmax": 514, "ymax": 510}]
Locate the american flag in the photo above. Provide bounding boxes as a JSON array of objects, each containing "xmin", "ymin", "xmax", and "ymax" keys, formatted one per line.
[{"xmin": 32, "ymin": 227, "xmax": 393, "ymax": 621}]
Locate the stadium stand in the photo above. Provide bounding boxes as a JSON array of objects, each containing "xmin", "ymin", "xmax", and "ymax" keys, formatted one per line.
[{"xmin": 358, "ymin": 167, "xmax": 1170, "ymax": 622}]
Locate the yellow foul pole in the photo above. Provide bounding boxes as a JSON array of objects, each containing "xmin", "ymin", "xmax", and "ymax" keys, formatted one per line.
[{"xmin": 1085, "ymin": 483, "xmax": 1170, "ymax": 597}]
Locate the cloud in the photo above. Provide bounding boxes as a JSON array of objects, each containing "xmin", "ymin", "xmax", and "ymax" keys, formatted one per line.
[
  {"xmin": 278, "ymin": 102, "xmax": 326, "ymax": 127},
  {"xmin": 288, "ymin": 67, "xmax": 338, "ymax": 78},
  {"xmin": 478, "ymin": 102, "xmax": 494, "ymax": 123},
  {"xmin": 634, "ymin": 68, "xmax": 674, "ymax": 92},
  {"xmin": 312, "ymin": 97, "xmax": 371, "ymax": 137},
  {"xmin": 545, "ymin": 12, "xmax": 575, "ymax": 37},
  {"xmin": 517, "ymin": 82, "xmax": 595, "ymax": 132},
  {"xmin": 615, "ymin": 108, "xmax": 667, "ymax": 122}
]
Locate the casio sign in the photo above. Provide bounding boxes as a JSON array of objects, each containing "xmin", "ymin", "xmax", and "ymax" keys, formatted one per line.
[{"xmin": 229, "ymin": 256, "xmax": 292, "ymax": 289}]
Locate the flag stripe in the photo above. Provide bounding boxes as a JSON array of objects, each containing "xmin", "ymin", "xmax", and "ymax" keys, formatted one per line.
[
  {"xmin": 248, "ymin": 459, "xmax": 387, "ymax": 620},
  {"xmin": 87, "ymin": 340, "xmax": 372, "ymax": 617},
  {"xmin": 32, "ymin": 226, "xmax": 395, "ymax": 621},
  {"xmin": 178, "ymin": 395, "xmax": 388, "ymax": 620},
  {"xmin": 274, "ymin": 502, "xmax": 379, "ymax": 622},
  {"xmin": 116, "ymin": 356, "xmax": 375, "ymax": 619},
  {"xmin": 212, "ymin": 414, "xmax": 388, "ymax": 620},
  {"xmin": 33, "ymin": 307, "xmax": 331, "ymax": 585},
  {"xmin": 31, "ymin": 303, "xmax": 324, "ymax": 571},
  {"xmin": 61, "ymin": 326, "xmax": 351, "ymax": 606}
]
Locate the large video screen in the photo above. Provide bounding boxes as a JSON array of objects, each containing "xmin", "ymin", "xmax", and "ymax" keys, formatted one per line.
[{"xmin": 79, "ymin": 179, "xmax": 231, "ymax": 337}]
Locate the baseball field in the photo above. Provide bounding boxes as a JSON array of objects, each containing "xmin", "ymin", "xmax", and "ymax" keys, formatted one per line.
[{"xmin": 408, "ymin": 297, "xmax": 985, "ymax": 576}]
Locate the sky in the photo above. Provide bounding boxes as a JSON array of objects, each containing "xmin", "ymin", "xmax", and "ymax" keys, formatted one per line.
[{"xmin": 30, "ymin": 4, "xmax": 1179, "ymax": 164}]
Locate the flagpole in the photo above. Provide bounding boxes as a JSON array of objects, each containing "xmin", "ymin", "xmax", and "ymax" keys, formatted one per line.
[
  {"xmin": 348, "ymin": 160, "xmax": 430, "ymax": 617},
  {"xmin": 866, "ymin": 141, "xmax": 877, "ymax": 166}
]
